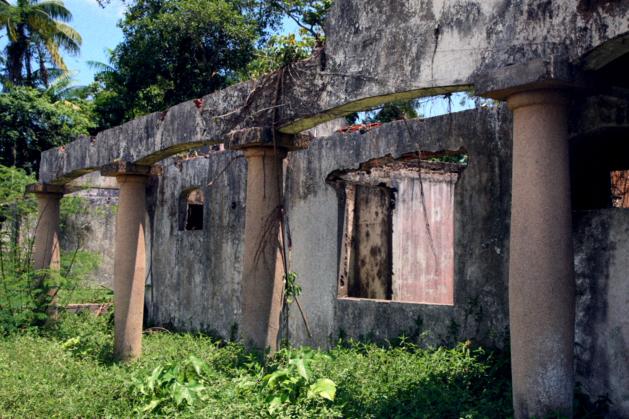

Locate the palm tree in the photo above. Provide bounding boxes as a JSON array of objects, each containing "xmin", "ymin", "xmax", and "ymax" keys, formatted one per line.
[{"xmin": 0, "ymin": 0, "xmax": 81, "ymax": 86}]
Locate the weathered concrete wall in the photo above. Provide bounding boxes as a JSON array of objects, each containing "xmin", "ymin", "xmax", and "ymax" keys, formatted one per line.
[
  {"xmin": 144, "ymin": 152, "xmax": 247, "ymax": 338},
  {"xmin": 284, "ymin": 107, "xmax": 513, "ymax": 348},
  {"xmin": 574, "ymin": 209, "xmax": 629, "ymax": 419},
  {"xmin": 60, "ymin": 188, "xmax": 118, "ymax": 288}
]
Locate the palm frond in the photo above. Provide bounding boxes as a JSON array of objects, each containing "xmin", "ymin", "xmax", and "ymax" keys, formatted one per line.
[
  {"xmin": 44, "ymin": 39, "xmax": 66, "ymax": 71},
  {"xmin": 86, "ymin": 60, "xmax": 115, "ymax": 73},
  {"xmin": 31, "ymin": 0, "xmax": 72, "ymax": 22},
  {"xmin": 52, "ymin": 21, "xmax": 82, "ymax": 50}
]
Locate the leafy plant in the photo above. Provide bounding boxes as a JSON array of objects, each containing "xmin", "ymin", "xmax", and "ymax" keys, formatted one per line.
[
  {"xmin": 284, "ymin": 271, "xmax": 302, "ymax": 304},
  {"xmin": 262, "ymin": 347, "xmax": 337, "ymax": 414},
  {"xmin": 130, "ymin": 355, "xmax": 212, "ymax": 414},
  {"xmin": 0, "ymin": 87, "xmax": 95, "ymax": 172},
  {"xmin": 0, "ymin": 312, "xmax": 515, "ymax": 418},
  {"xmin": 268, "ymin": 0, "xmax": 332, "ymax": 39},
  {"xmin": 246, "ymin": 31, "xmax": 318, "ymax": 79}
]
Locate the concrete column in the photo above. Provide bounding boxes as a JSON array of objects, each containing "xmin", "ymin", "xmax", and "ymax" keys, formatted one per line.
[
  {"xmin": 33, "ymin": 191, "xmax": 62, "ymax": 271},
  {"xmin": 507, "ymin": 89, "xmax": 575, "ymax": 418},
  {"xmin": 112, "ymin": 174, "xmax": 148, "ymax": 362},
  {"xmin": 27, "ymin": 184, "xmax": 65, "ymax": 312},
  {"xmin": 240, "ymin": 146, "xmax": 286, "ymax": 351}
]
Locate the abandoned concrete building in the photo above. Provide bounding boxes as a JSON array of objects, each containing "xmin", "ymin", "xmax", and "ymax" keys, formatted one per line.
[{"xmin": 27, "ymin": 1, "xmax": 629, "ymax": 418}]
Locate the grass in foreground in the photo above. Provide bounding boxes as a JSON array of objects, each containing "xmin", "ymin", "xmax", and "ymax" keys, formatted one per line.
[{"xmin": 0, "ymin": 312, "xmax": 513, "ymax": 418}]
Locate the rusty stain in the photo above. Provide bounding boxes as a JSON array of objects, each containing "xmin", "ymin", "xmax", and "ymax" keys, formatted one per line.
[
  {"xmin": 391, "ymin": 173, "xmax": 457, "ymax": 305},
  {"xmin": 330, "ymin": 152, "xmax": 464, "ymax": 305},
  {"xmin": 611, "ymin": 170, "xmax": 629, "ymax": 208}
]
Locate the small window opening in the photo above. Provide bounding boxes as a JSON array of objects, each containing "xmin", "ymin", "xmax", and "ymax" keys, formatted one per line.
[
  {"xmin": 179, "ymin": 188, "xmax": 205, "ymax": 231},
  {"xmin": 611, "ymin": 170, "xmax": 629, "ymax": 208},
  {"xmin": 328, "ymin": 150, "xmax": 467, "ymax": 305}
]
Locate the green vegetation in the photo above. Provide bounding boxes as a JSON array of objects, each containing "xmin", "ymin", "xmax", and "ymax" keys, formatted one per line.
[
  {"xmin": 0, "ymin": 312, "xmax": 513, "ymax": 418},
  {"xmin": 55, "ymin": 285, "xmax": 112, "ymax": 305},
  {"xmin": 0, "ymin": 86, "xmax": 95, "ymax": 172},
  {"xmin": 89, "ymin": 0, "xmax": 270, "ymax": 129},
  {"xmin": 0, "ymin": 0, "xmax": 81, "ymax": 87},
  {"xmin": 89, "ymin": 0, "xmax": 332, "ymax": 130},
  {"xmin": 0, "ymin": 165, "xmax": 102, "ymax": 333}
]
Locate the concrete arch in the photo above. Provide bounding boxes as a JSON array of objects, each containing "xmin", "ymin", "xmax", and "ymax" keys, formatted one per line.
[{"xmin": 39, "ymin": 1, "xmax": 629, "ymax": 185}]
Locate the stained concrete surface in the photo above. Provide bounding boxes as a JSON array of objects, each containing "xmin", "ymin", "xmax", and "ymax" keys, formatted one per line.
[
  {"xmin": 60, "ymin": 188, "xmax": 118, "ymax": 288},
  {"xmin": 144, "ymin": 152, "xmax": 247, "ymax": 338},
  {"xmin": 285, "ymin": 107, "xmax": 513, "ymax": 349},
  {"xmin": 91, "ymin": 106, "xmax": 629, "ymax": 416},
  {"xmin": 574, "ymin": 209, "xmax": 629, "ymax": 419}
]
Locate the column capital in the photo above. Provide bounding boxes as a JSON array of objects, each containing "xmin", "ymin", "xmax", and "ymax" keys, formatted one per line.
[
  {"xmin": 100, "ymin": 161, "xmax": 162, "ymax": 178},
  {"xmin": 225, "ymin": 127, "xmax": 311, "ymax": 151},
  {"xmin": 26, "ymin": 183, "xmax": 66, "ymax": 196},
  {"xmin": 475, "ymin": 57, "xmax": 584, "ymax": 100},
  {"xmin": 242, "ymin": 146, "xmax": 287, "ymax": 159},
  {"xmin": 507, "ymin": 88, "xmax": 571, "ymax": 111}
]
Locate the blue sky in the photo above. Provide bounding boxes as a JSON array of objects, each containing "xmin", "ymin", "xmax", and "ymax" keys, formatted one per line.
[{"xmin": 61, "ymin": 0, "xmax": 126, "ymax": 86}]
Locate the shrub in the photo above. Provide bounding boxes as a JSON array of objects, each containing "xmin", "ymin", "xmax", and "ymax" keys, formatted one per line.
[{"xmin": 0, "ymin": 165, "xmax": 101, "ymax": 334}]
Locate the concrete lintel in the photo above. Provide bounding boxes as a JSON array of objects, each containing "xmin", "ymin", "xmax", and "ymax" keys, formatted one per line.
[
  {"xmin": 475, "ymin": 58, "xmax": 584, "ymax": 100},
  {"xmin": 328, "ymin": 152, "xmax": 467, "ymax": 184},
  {"xmin": 225, "ymin": 127, "xmax": 312, "ymax": 151},
  {"xmin": 570, "ymin": 94, "xmax": 629, "ymax": 138},
  {"xmin": 26, "ymin": 183, "xmax": 66, "ymax": 195},
  {"xmin": 100, "ymin": 161, "xmax": 162, "ymax": 178}
]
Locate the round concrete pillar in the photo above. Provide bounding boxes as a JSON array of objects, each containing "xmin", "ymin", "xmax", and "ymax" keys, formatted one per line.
[
  {"xmin": 241, "ymin": 147, "xmax": 286, "ymax": 351},
  {"xmin": 113, "ymin": 174, "xmax": 148, "ymax": 362},
  {"xmin": 507, "ymin": 89, "xmax": 575, "ymax": 418},
  {"xmin": 33, "ymin": 192, "xmax": 62, "ymax": 271}
]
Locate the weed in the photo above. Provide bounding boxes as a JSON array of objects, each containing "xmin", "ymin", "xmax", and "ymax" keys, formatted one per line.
[{"xmin": 0, "ymin": 313, "xmax": 515, "ymax": 418}]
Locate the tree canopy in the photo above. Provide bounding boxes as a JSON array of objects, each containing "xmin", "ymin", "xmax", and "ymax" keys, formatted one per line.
[
  {"xmin": 0, "ymin": 0, "xmax": 336, "ymax": 174},
  {"xmin": 89, "ymin": 0, "xmax": 282, "ymax": 129},
  {"xmin": 0, "ymin": 85, "xmax": 94, "ymax": 172},
  {"xmin": 0, "ymin": 0, "xmax": 81, "ymax": 87},
  {"xmin": 90, "ymin": 0, "xmax": 333, "ymax": 130}
]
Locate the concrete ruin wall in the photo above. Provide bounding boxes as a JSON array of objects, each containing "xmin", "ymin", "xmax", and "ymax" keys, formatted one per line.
[
  {"xmin": 285, "ymin": 107, "xmax": 513, "ymax": 348},
  {"xmin": 30, "ymin": 1, "xmax": 629, "ymax": 415},
  {"xmin": 60, "ymin": 188, "xmax": 117, "ymax": 288},
  {"xmin": 574, "ymin": 210, "xmax": 629, "ymax": 417},
  {"xmin": 138, "ymin": 107, "xmax": 629, "ymax": 416},
  {"xmin": 37, "ymin": 1, "xmax": 629, "ymax": 184},
  {"xmin": 142, "ymin": 108, "xmax": 515, "ymax": 348},
  {"xmin": 144, "ymin": 152, "xmax": 247, "ymax": 338}
]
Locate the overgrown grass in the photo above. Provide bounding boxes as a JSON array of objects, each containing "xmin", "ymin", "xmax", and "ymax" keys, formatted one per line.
[
  {"xmin": 0, "ymin": 313, "xmax": 513, "ymax": 418},
  {"xmin": 56, "ymin": 286, "xmax": 114, "ymax": 305}
]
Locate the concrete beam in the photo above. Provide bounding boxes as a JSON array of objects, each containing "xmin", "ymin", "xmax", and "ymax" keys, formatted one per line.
[{"xmin": 38, "ymin": 0, "xmax": 629, "ymax": 185}]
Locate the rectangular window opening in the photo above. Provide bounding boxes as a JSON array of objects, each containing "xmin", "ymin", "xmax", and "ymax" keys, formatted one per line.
[
  {"xmin": 179, "ymin": 188, "xmax": 205, "ymax": 231},
  {"xmin": 330, "ymin": 151, "xmax": 466, "ymax": 306},
  {"xmin": 185, "ymin": 204, "xmax": 204, "ymax": 230}
]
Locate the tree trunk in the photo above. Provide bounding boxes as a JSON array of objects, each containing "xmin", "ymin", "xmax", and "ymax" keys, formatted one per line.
[{"xmin": 7, "ymin": 25, "xmax": 28, "ymax": 85}]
